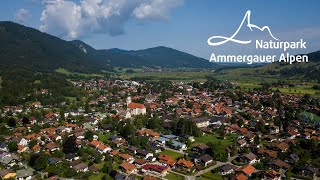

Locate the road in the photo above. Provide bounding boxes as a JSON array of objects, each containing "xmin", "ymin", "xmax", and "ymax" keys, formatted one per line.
[{"xmin": 168, "ymin": 155, "xmax": 238, "ymax": 180}]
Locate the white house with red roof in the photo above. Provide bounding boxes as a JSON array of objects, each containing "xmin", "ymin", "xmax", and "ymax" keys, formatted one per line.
[{"xmin": 126, "ymin": 96, "xmax": 146, "ymax": 116}]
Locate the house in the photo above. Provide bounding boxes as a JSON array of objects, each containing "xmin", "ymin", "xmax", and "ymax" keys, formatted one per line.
[
  {"xmin": 119, "ymin": 153, "xmax": 134, "ymax": 163},
  {"xmin": 89, "ymin": 165, "xmax": 99, "ymax": 174},
  {"xmin": 239, "ymin": 152, "xmax": 258, "ymax": 164},
  {"xmin": 128, "ymin": 146, "xmax": 138, "ymax": 154},
  {"xmin": 235, "ymin": 173, "xmax": 248, "ymax": 180},
  {"xmin": 276, "ymin": 142, "xmax": 289, "ymax": 152},
  {"xmin": 157, "ymin": 154, "xmax": 176, "ymax": 167},
  {"xmin": 136, "ymin": 149, "xmax": 153, "ymax": 159},
  {"xmin": 193, "ymin": 117, "xmax": 210, "ymax": 128},
  {"xmin": 141, "ymin": 164, "xmax": 168, "ymax": 176},
  {"xmin": 31, "ymin": 145, "xmax": 41, "ymax": 153},
  {"xmin": 0, "ymin": 143, "xmax": 8, "ymax": 152},
  {"xmin": 0, "ymin": 169, "xmax": 16, "ymax": 179},
  {"xmin": 45, "ymin": 142, "xmax": 60, "ymax": 152},
  {"xmin": 238, "ymin": 164, "xmax": 256, "ymax": 176},
  {"xmin": 237, "ymin": 139, "xmax": 247, "ymax": 147},
  {"xmin": 127, "ymin": 97, "xmax": 146, "ymax": 116},
  {"xmin": 192, "ymin": 144, "xmax": 210, "ymax": 154},
  {"xmin": 17, "ymin": 145, "xmax": 28, "ymax": 154},
  {"xmin": 298, "ymin": 165, "xmax": 319, "ymax": 177},
  {"xmin": 16, "ymin": 168, "xmax": 34, "ymax": 180},
  {"xmin": 65, "ymin": 153, "xmax": 79, "ymax": 161},
  {"xmin": 133, "ymin": 159, "xmax": 147, "ymax": 168},
  {"xmin": 0, "ymin": 156, "xmax": 16, "ymax": 167},
  {"xmin": 195, "ymin": 154, "xmax": 213, "ymax": 167},
  {"xmin": 155, "ymin": 137, "xmax": 186, "ymax": 150},
  {"xmin": 97, "ymin": 144, "xmax": 112, "ymax": 153},
  {"xmin": 268, "ymin": 159, "xmax": 291, "ymax": 172},
  {"xmin": 73, "ymin": 163, "xmax": 88, "ymax": 172},
  {"xmin": 262, "ymin": 170, "xmax": 281, "ymax": 180},
  {"xmin": 220, "ymin": 164, "xmax": 238, "ymax": 175},
  {"xmin": 176, "ymin": 159, "xmax": 194, "ymax": 172},
  {"xmin": 120, "ymin": 162, "xmax": 137, "ymax": 174},
  {"xmin": 118, "ymin": 110, "xmax": 131, "ymax": 119}
]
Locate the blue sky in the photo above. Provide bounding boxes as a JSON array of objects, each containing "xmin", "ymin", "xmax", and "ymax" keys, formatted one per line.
[{"xmin": 1, "ymin": 0, "xmax": 320, "ymax": 59}]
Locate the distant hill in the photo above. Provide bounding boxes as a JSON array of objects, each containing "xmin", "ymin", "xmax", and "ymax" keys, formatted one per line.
[
  {"xmin": 100, "ymin": 46, "xmax": 216, "ymax": 68},
  {"xmin": 0, "ymin": 21, "xmax": 219, "ymax": 73},
  {"xmin": 216, "ymin": 51, "xmax": 320, "ymax": 81}
]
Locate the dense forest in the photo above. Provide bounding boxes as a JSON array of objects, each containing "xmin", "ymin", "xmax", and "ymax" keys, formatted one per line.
[{"xmin": 0, "ymin": 68, "xmax": 84, "ymax": 106}]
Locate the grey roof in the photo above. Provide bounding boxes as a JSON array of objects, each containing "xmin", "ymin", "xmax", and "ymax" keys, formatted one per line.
[
  {"xmin": 244, "ymin": 152, "xmax": 257, "ymax": 160},
  {"xmin": 199, "ymin": 154, "xmax": 213, "ymax": 162},
  {"xmin": 16, "ymin": 168, "xmax": 34, "ymax": 178},
  {"xmin": 221, "ymin": 164, "xmax": 238, "ymax": 172},
  {"xmin": 0, "ymin": 156, "xmax": 13, "ymax": 165},
  {"xmin": 73, "ymin": 163, "xmax": 88, "ymax": 171}
]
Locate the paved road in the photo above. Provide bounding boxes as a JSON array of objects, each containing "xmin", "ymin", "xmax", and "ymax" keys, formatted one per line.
[{"xmin": 168, "ymin": 155, "xmax": 238, "ymax": 180}]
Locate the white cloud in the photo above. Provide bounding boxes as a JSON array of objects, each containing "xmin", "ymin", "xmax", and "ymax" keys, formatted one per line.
[
  {"xmin": 15, "ymin": 8, "xmax": 31, "ymax": 24},
  {"xmin": 39, "ymin": 0, "xmax": 183, "ymax": 39},
  {"xmin": 133, "ymin": 0, "xmax": 183, "ymax": 20}
]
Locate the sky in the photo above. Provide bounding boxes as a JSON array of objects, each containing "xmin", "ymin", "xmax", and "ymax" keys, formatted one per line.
[{"xmin": 1, "ymin": 0, "xmax": 320, "ymax": 59}]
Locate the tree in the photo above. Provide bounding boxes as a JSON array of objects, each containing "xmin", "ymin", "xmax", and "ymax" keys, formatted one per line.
[
  {"xmin": 29, "ymin": 140, "xmax": 37, "ymax": 149},
  {"xmin": 208, "ymin": 142, "xmax": 228, "ymax": 162},
  {"xmin": 63, "ymin": 136, "xmax": 78, "ymax": 154},
  {"xmin": 85, "ymin": 101, "xmax": 91, "ymax": 114},
  {"xmin": 102, "ymin": 162, "xmax": 113, "ymax": 174},
  {"xmin": 60, "ymin": 108, "xmax": 65, "ymax": 121},
  {"xmin": 8, "ymin": 141, "xmax": 18, "ymax": 152},
  {"xmin": 121, "ymin": 123, "xmax": 135, "ymax": 138},
  {"xmin": 7, "ymin": 118, "xmax": 16, "ymax": 127},
  {"xmin": 22, "ymin": 117, "xmax": 30, "ymax": 126},
  {"xmin": 33, "ymin": 155, "xmax": 49, "ymax": 171},
  {"xmin": 85, "ymin": 131, "xmax": 94, "ymax": 141}
]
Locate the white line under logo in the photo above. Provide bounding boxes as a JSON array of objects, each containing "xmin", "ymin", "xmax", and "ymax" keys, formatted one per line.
[{"xmin": 207, "ymin": 10, "xmax": 279, "ymax": 46}]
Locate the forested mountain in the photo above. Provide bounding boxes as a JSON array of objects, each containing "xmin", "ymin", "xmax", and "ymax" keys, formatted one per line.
[
  {"xmin": 0, "ymin": 21, "xmax": 216, "ymax": 73},
  {"xmin": 0, "ymin": 21, "xmax": 110, "ymax": 73}
]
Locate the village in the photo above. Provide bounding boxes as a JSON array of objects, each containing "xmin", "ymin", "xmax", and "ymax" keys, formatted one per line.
[{"xmin": 0, "ymin": 78, "xmax": 319, "ymax": 180}]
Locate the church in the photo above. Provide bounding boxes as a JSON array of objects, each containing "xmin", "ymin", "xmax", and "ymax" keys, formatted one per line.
[{"xmin": 126, "ymin": 96, "xmax": 147, "ymax": 116}]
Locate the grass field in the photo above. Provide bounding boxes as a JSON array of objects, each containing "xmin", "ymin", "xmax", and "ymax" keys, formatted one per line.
[
  {"xmin": 55, "ymin": 68, "xmax": 103, "ymax": 77},
  {"xmin": 197, "ymin": 171, "xmax": 222, "ymax": 180},
  {"xmin": 271, "ymin": 86, "xmax": 320, "ymax": 96},
  {"xmin": 119, "ymin": 71, "xmax": 213, "ymax": 82},
  {"xmin": 89, "ymin": 172, "xmax": 104, "ymax": 180},
  {"xmin": 165, "ymin": 172, "xmax": 185, "ymax": 180},
  {"xmin": 66, "ymin": 96, "xmax": 77, "ymax": 102},
  {"xmin": 193, "ymin": 134, "xmax": 237, "ymax": 148},
  {"xmin": 160, "ymin": 150, "xmax": 184, "ymax": 159}
]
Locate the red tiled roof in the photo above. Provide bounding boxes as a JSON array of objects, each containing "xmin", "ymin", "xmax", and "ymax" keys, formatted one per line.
[{"xmin": 128, "ymin": 102, "xmax": 145, "ymax": 109}]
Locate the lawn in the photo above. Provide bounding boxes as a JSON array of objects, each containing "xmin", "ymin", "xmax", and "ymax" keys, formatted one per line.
[
  {"xmin": 66, "ymin": 96, "xmax": 77, "ymax": 102},
  {"xmin": 197, "ymin": 171, "xmax": 222, "ymax": 180},
  {"xmin": 193, "ymin": 134, "xmax": 237, "ymax": 148},
  {"xmin": 271, "ymin": 86, "xmax": 320, "ymax": 96},
  {"xmin": 237, "ymin": 83, "xmax": 262, "ymax": 90},
  {"xmin": 89, "ymin": 172, "xmax": 104, "ymax": 180},
  {"xmin": 165, "ymin": 172, "xmax": 185, "ymax": 180},
  {"xmin": 160, "ymin": 150, "xmax": 184, "ymax": 159},
  {"xmin": 55, "ymin": 68, "xmax": 103, "ymax": 77}
]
